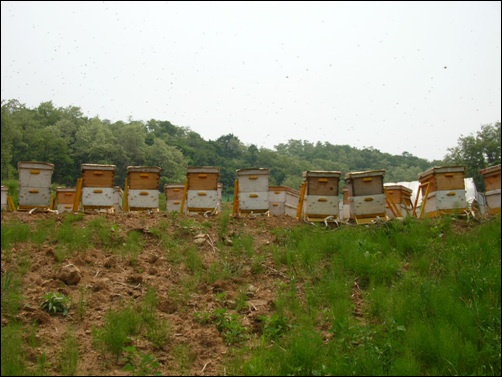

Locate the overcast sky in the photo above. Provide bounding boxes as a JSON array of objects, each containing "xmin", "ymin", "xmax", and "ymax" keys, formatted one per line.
[{"xmin": 2, "ymin": 1, "xmax": 501, "ymax": 161}]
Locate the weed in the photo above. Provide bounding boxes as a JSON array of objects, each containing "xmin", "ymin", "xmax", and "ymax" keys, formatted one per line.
[
  {"xmin": 123, "ymin": 346, "xmax": 162, "ymax": 376},
  {"xmin": 40, "ymin": 292, "xmax": 70, "ymax": 316},
  {"xmin": 59, "ymin": 329, "xmax": 79, "ymax": 375}
]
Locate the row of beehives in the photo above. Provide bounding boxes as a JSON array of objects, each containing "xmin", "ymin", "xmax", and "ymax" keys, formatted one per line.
[{"xmin": 1, "ymin": 162, "xmax": 501, "ymax": 223}]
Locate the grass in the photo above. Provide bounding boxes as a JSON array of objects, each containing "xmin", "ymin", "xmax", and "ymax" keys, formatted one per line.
[{"xmin": 1, "ymin": 211, "xmax": 500, "ymax": 376}]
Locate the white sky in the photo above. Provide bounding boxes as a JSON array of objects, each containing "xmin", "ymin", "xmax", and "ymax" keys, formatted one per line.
[{"xmin": 1, "ymin": 1, "xmax": 501, "ymax": 161}]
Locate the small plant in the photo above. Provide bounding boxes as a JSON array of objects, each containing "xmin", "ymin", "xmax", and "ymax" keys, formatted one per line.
[
  {"xmin": 40, "ymin": 292, "xmax": 70, "ymax": 316},
  {"xmin": 123, "ymin": 346, "xmax": 162, "ymax": 376},
  {"xmin": 193, "ymin": 310, "xmax": 212, "ymax": 325}
]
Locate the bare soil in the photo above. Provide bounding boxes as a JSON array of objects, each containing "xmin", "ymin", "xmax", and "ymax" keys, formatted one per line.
[{"xmin": 1, "ymin": 208, "xmax": 317, "ymax": 376}]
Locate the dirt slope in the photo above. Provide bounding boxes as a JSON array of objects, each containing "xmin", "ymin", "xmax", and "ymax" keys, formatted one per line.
[{"xmin": 1, "ymin": 209, "xmax": 306, "ymax": 376}]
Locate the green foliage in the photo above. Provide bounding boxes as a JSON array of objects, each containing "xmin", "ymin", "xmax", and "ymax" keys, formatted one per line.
[
  {"xmin": 1, "ymin": 323, "xmax": 29, "ymax": 376},
  {"xmin": 445, "ymin": 122, "xmax": 501, "ymax": 191},
  {"xmin": 59, "ymin": 329, "xmax": 79, "ymax": 376},
  {"xmin": 92, "ymin": 306, "xmax": 142, "ymax": 361},
  {"xmin": 123, "ymin": 346, "xmax": 162, "ymax": 376},
  {"xmin": 6, "ymin": 98, "xmax": 494, "ymax": 197},
  {"xmin": 212, "ymin": 308, "xmax": 248, "ymax": 345},
  {"xmin": 40, "ymin": 292, "xmax": 70, "ymax": 316},
  {"xmin": 0, "ymin": 270, "xmax": 23, "ymax": 316}
]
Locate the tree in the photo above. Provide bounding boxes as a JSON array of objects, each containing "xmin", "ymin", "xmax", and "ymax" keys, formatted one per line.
[{"xmin": 444, "ymin": 122, "xmax": 501, "ymax": 191}]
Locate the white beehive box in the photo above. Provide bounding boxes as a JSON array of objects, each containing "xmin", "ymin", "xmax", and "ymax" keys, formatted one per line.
[
  {"xmin": 1, "ymin": 185, "xmax": 8, "ymax": 211},
  {"xmin": 80, "ymin": 164, "xmax": 116, "ymax": 210},
  {"xmin": 113, "ymin": 186, "xmax": 123, "ymax": 212},
  {"xmin": 236, "ymin": 168, "xmax": 270, "ymax": 215},
  {"xmin": 480, "ymin": 164, "xmax": 501, "ymax": 215},
  {"xmin": 126, "ymin": 166, "xmax": 161, "ymax": 211},
  {"xmin": 269, "ymin": 186, "xmax": 287, "ymax": 216},
  {"xmin": 185, "ymin": 166, "xmax": 220, "ymax": 214},
  {"xmin": 56, "ymin": 187, "xmax": 76, "ymax": 213},
  {"xmin": 345, "ymin": 170, "xmax": 386, "ymax": 224},
  {"xmin": 301, "ymin": 171, "xmax": 342, "ymax": 221},
  {"xmin": 285, "ymin": 187, "xmax": 299, "ymax": 218},
  {"xmin": 417, "ymin": 166, "xmax": 466, "ymax": 218},
  {"xmin": 17, "ymin": 161, "xmax": 55, "ymax": 210},
  {"xmin": 165, "ymin": 183, "xmax": 185, "ymax": 213}
]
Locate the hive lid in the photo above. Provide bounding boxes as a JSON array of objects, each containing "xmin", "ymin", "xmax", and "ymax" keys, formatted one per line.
[
  {"xmin": 81, "ymin": 163, "xmax": 116, "ymax": 171},
  {"xmin": 303, "ymin": 170, "xmax": 342, "ymax": 178},
  {"xmin": 344, "ymin": 169, "xmax": 385, "ymax": 180},
  {"xmin": 56, "ymin": 187, "xmax": 76, "ymax": 192},
  {"xmin": 236, "ymin": 168, "xmax": 270, "ymax": 175},
  {"xmin": 480, "ymin": 164, "xmax": 501, "ymax": 176},
  {"xmin": 418, "ymin": 165, "xmax": 465, "ymax": 180},
  {"xmin": 384, "ymin": 184, "xmax": 413, "ymax": 194},
  {"xmin": 164, "ymin": 183, "xmax": 185, "ymax": 189},
  {"xmin": 187, "ymin": 166, "xmax": 220, "ymax": 174},
  {"xmin": 18, "ymin": 161, "xmax": 55, "ymax": 170},
  {"xmin": 127, "ymin": 166, "xmax": 162, "ymax": 173}
]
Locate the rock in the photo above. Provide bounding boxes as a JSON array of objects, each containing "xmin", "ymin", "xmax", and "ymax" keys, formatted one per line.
[{"xmin": 57, "ymin": 263, "xmax": 81, "ymax": 285}]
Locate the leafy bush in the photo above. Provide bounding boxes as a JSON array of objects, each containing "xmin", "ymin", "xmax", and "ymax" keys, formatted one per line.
[{"xmin": 40, "ymin": 292, "xmax": 69, "ymax": 316}]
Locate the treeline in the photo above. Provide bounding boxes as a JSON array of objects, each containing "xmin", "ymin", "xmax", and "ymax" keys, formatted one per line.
[{"xmin": 1, "ymin": 99, "xmax": 500, "ymax": 194}]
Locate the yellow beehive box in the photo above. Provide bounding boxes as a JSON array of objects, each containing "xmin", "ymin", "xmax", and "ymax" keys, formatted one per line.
[
  {"xmin": 345, "ymin": 170, "xmax": 386, "ymax": 224},
  {"xmin": 418, "ymin": 166, "xmax": 465, "ymax": 194},
  {"xmin": 480, "ymin": 164, "xmax": 501, "ymax": 192},
  {"xmin": 80, "ymin": 164, "xmax": 117, "ymax": 210},
  {"xmin": 165, "ymin": 184, "xmax": 185, "ymax": 212},
  {"xmin": 187, "ymin": 166, "xmax": 220, "ymax": 190},
  {"xmin": 480, "ymin": 164, "xmax": 501, "ymax": 215},
  {"xmin": 417, "ymin": 166, "xmax": 466, "ymax": 217},
  {"xmin": 127, "ymin": 166, "xmax": 162, "ymax": 190},
  {"xmin": 186, "ymin": 166, "xmax": 220, "ymax": 214},
  {"xmin": 384, "ymin": 184, "xmax": 413, "ymax": 218},
  {"xmin": 56, "ymin": 187, "xmax": 76, "ymax": 213},
  {"xmin": 301, "ymin": 171, "xmax": 342, "ymax": 221},
  {"xmin": 345, "ymin": 170, "xmax": 385, "ymax": 197},
  {"xmin": 81, "ymin": 164, "xmax": 116, "ymax": 188},
  {"xmin": 342, "ymin": 187, "xmax": 351, "ymax": 220},
  {"xmin": 304, "ymin": 170, "xmax": 341, "ymax": 196}
]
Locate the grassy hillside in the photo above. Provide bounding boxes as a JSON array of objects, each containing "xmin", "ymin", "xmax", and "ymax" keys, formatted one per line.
[{"xmin": 1, "ymin": 207, "xmax": 500, "ymax": 376}]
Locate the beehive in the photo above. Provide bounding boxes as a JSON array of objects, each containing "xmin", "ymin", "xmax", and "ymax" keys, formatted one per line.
[
  {"xmin": 268, "ymin": 186, "xmax": 298, "ymax": 216},
  {"xmin": 268, "ymin": 186, "xmax": 286, "ymax": 216},
  {"xmin": 235, "ymin": 168, "xmax": 270, "ymax": 216},
  {"xmin": 17, "ymin": 161, "xmax": 55, "ymax": 210},
  {"xmin": 342, "ymin": 187, "xmax": 350, "ymax": 220},
  {"xmin": 56, "ymin": 187, "xmax": 76, "ymax": 213},
  {"xmin": 217, "ymin": 183, "xmax": 223, "ymax": 213},
  {"xmin": 80, "ymin": 164, "xmax": 116, "ymax": 211},
  {"xmin": 1, "ymin": 185, "xmax": 8, "ymax": 211},
  {"xmin": 345, "ymin": 170, "xmax": 386, "ymax": 224},
  {"xmin": 384, "ymin": 184, "xmax": 413, "ymax": 218},
  {"xmin": 126, "ymin": 166, "xmax": 162, "ymax": 211},
  {"xmin": 417, "ymin": 166, "xmax": 467, "ymax": 218},
  {"xmin": 300, "ymin": 171, "xmax": 341, "ymax": 222},
  {"xmin": 285, "ymin": 187, "xmax": 299, "ymax": 218},
  {"xmin": 113, "ymin": 186, "xmax": 123, "ymax": 212},
  {"xmin": 165, "ymin": 183, "xmax": 185, "ymax": 213},
  {"xmin": 480, "ymin": 164, "xmax": 501, "ymax": 215},
  {"xmin": 185, "ymin": 166, "xmax": 220, "ymax": 215}
]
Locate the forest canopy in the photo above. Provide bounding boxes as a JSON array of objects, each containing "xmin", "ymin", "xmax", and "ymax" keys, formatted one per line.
[{"xmin": 1, "ymin": 99, "xmax": 500, "ymax": 194}]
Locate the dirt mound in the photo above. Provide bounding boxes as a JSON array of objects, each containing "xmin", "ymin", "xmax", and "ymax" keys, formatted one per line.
[{"xmin": 1, "ymin": 210, "xmax": 304, "ymax": 376}]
